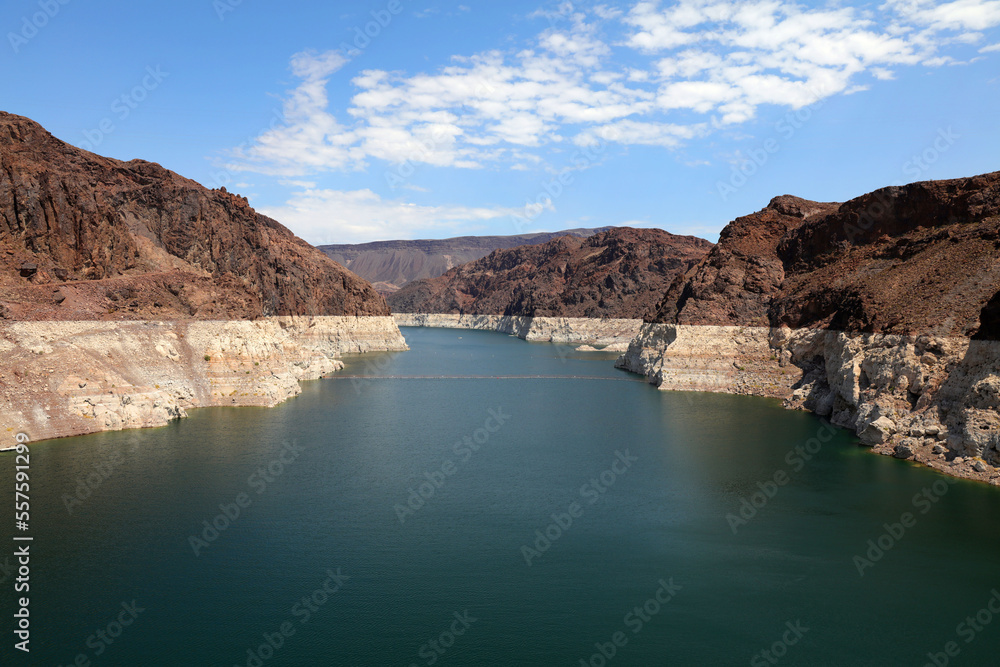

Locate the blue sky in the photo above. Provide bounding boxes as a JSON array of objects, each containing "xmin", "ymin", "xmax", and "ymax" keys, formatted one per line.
[{"xmin": 2, "ymin": 0, "xmax": 999, "ymax": 244}]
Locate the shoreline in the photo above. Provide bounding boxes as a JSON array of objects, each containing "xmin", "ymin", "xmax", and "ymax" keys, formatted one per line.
[
  {"xmin": 616, "ymin": 322, "xmax": 1000, "ymax": 485},
  {"xmin": 6, "ymin": 313, "xmax": 997, "ymax": 488},
  {"xmin": 392, "ymin": 313, "xmax": 643, "ymax": 351},
  {"xmin": 0, "ymin": 315, "xmax": 408, "ymax": 443}
]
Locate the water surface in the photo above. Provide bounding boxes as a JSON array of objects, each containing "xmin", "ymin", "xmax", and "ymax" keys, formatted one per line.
[{"xmin": 3, "ymin": 327, "xmax": 1000, "ymax": 665}]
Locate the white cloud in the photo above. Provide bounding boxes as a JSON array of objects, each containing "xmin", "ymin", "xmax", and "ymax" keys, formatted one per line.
[
  {"xmin": 575, "ymin": 119, "xmax": 707, "ymax": 147},
  {"xmin": 227, "ymin": 50, "xmax": 358, "ymax": 176},
  {"xmin": 228, "ymin": 1, "xmax": 1000, "ymax": 177},
  {"xmin": 259, "ymin": 188, "xmax": 519, "ymax": 245},
  {"xmin": 885, "ymin": 0, "xmax": 1000, "ymax": 32}
]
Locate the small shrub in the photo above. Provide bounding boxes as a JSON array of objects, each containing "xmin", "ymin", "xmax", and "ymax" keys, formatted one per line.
[{"xmin": 204, "ymin": 355, "xmax": 211, "ymax": 361}]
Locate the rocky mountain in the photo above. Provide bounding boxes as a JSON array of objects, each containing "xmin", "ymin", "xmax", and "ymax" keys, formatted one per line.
[
  {"xmin": 0, "ymin": 111, "xmax": 389, "ymax": 320},
  {"xmin": 653, "ymin": 172, "xmax": 1000, "ymax": 338},
  {"xmin": 319, "ymin": 228, "xmax": 613, "ymax": 293},
  {"xmin": 388, "ymin": 227, "xmax": 713, "ymax": 320},
  {"xmin": 620, "ymin": 171, "xmax": 1000, "ymax": 483}
]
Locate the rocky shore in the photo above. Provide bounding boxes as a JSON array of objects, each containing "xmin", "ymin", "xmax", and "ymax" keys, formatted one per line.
[
  {"xmin": 617, "ymin": 324, "xmax": 1000, "ymax": 484},
  {"xmin": 1, "ymin": 316, "xmax": 407, "ymax": 442},
  {"xmin": 393, "ymin": 313, "xmax": 642, "ymax": 351}
]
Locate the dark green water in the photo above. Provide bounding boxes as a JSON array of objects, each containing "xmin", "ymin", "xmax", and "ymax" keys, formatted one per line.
[{"xmin": 3, "ymin": 327, "xmax": 1000, "ymax": 666}]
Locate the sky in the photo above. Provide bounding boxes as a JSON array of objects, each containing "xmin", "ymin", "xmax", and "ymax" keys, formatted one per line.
[{"xmin": 2, "ymin": 0, "xmax": 999, "ymax": 245}]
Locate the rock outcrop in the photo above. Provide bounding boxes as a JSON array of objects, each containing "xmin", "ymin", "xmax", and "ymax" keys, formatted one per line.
[
  {"xmin": 0, "ymin": 111, "xmax": 407, "ymax": 442},
  {"xmin": 388, "ymin": 227, "xmax": 712, "ymax": 320},
  {"xmin": 394, "ymin": 313, "xmax": 642, "ymax": 351},
  {"xmin": 0, "ymin": 111, "xmax": 390, "ymax": 320},
  {"xmin": 0, "ymin": 316, "xmax": 407, "ymax": 441},
  {"xmin": 621, "ymin": 172, "xmax": 1000, "ymax": 483}
]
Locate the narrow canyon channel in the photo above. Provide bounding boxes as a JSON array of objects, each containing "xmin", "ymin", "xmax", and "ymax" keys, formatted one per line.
[{"xmin": 4, "ymin": 327, "xmax": 1000, "ymax": 665}]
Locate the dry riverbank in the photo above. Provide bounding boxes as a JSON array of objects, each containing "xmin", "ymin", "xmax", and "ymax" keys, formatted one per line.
[
  {"xmin": 0, "ymin": 316, "xmax": 407, "ymax": 442},
  {"xmin": 617, "ymin": 323, "xmax": 1000, "ymax": 485}
]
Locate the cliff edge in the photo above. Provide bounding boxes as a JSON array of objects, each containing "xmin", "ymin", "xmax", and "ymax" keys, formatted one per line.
[
  {"xmin": 0, "ymin": 112, "xmax": 405, "ymax": 442},
  {"xmin": 0, "ymin": 111, "xmax": 389, "ymax": 320},
  {"xmin": 620, "ymin": 172, "xmax": 1000, "ymax": 483}
]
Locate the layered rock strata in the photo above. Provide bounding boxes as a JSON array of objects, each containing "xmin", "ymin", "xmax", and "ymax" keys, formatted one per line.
[
  {"xmin": 393, "ymin": 313, "xmax": 642, "ymax": 351},
  {"xmin": 620, "ymin": 172, "xmax": 1000, "ymax": 483},
  {"xmin": 617, "ymin": 324, "xmax": 1000, "ymax": 483},
  {"xmin": 1, "ymin": 316, "xmax": 407, "ymax": 441},
  {"xmin": 388, "ymin": 227, "xmax": 711, "ymax": 320}
]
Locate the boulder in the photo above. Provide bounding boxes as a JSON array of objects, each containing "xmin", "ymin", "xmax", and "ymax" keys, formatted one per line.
[{"xmin": 860, "ymin": 416, "xmax": 896, "ymax": 445}]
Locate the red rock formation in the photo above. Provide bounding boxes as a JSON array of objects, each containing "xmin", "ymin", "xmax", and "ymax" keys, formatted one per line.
[
  {"xmin": 319, "ymin": 227, "xmax": 615, "ymax": 293},
  {"xmin": 0, "ymin": 111, "xmax": 389, "ymax": 320},
  {"xmin": 653, "ymin": 172, "xmax": 1000, "ymax": 338},
  {"xmin": 388, "ymin": 227, "xmax": 712, "ymax": 320}
]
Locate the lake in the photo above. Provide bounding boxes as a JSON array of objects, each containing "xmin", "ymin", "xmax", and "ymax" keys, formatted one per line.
[{"xmin": 4, "ymin": 326, "xmax": 1000, "ymax": 666}]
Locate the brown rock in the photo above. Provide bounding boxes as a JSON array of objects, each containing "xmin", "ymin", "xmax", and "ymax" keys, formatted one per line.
[
  {"xmin": 0, "ymin": 111, "xmax": 388, "ymax": 320},
  {"xmin": 387, "ymin": 228, "xmax": 711, "ymax": 319},
  {"xmin": 651, "ymin": 172, "xmax": 1000, "ymax": 338}
]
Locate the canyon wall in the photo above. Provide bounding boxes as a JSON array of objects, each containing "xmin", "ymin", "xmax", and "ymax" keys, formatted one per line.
[
  {"xmin": 1, "ymin": 316, "xmax": 407, "ymax": 442},
  {"xmin": 618, "ymin": 322, "xmax": 1000, "ymax": 484},
  {"xmin": 620, "ymin": 172, "xmax": 1000, "ymax": 483},
  {"xmin": 0, "ymin": 111, "xmax": 391, "ymax": 320},
  {"xmin": 388, "ymin": 227, "xmax": 711, "ymax": 320},
  {"xmin": 319, "ymin": 227, "xmax": 613, "ymax": 293},
  {"xmin": 393, "ymin": 313, "xmax": 642, "ymax": 350}
]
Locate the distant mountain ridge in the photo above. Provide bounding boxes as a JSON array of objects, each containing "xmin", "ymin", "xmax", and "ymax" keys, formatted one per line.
[
  {"xmin": 387, "ymin": 227, "xmax": 713, "ymax": 320},
  {"xmin": 318, "ymin": 228, "xmax": 614, "ymax": 293}
]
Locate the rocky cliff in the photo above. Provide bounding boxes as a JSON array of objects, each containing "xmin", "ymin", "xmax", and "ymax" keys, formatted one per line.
[
  {"xmin": 0, "ymin": 111, "xmax": 390, "ymax": 320},
  {"xmin": 388, "ymin": 227, "xmax": 712, "ymax": 319},
  {"xmin": 0, "ymin": 316, "xmax": 406, "ymax": 441},
  {"xmin": 319, "ymin": 228, "xmax": 613, "ymax": 293},
  {"xmin": 620, "ymin": 172, "xmax": 1000, "ymax": 483},
  {"xmin": 393, "ymin": 313, "xmax": 643, "ymax": 351},
  {"xmin": 0, "ymin": 111, "xmax": 407, "ymax": 442}
]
